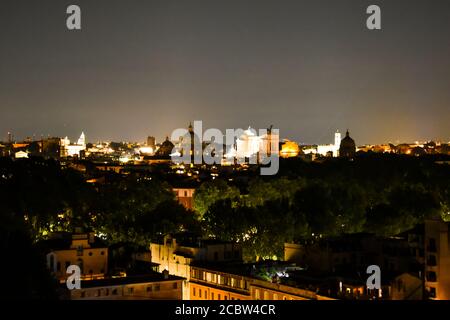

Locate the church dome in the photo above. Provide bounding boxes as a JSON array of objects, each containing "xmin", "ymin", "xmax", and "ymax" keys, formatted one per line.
[
  {"xmin": 156, "ymin": 137, "xmax": 175, "ymax": 157},
  {"xmin": 339, "ymin": 130, "xmax": 356, "ymax": 158}
]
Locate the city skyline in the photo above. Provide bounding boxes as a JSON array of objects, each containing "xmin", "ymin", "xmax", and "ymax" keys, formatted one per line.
[
  {"xmin": 1, "ymin": 0, "xmax": 450, "ymax": 145},
  {"xmin": 3, "ymin": 125, "xmax": 450, "ymax": 146}
]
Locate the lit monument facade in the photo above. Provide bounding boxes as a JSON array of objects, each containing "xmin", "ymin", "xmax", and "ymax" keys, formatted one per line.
[
  {"xmin": 315, "ymin": 130, "xmax": 341, "ymax": 157},
  {"xmin": 235, "ymin": 126, "xmax": 279, "ymax": 162},
  {"xmin": 61, "ymin": 132, "xmax": 86, "ymax": 157}
]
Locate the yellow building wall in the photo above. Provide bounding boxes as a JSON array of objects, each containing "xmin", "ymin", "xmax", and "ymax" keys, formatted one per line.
[
  {"xmin": 71, "ymin": 280, "xmax": 183, "ymax": 300},
  {"xmin": 189, "ymin": 282, "xmax": 250, "ymax": 301},
  {"xmin": 48, "ymin": 247, "xmax": 108, "ymax": 280}
]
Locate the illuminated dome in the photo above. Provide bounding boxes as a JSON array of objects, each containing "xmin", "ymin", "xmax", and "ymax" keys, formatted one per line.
[
  {"xmin": 236, "ymin": 127, "xmax": 261, "ymax": 159},
  {"xmin": 339, "ymin": 130, "xmax": 356, "ymax": 158},
  {"xmin": 280, "ymin": 140, "xmax": 300, "ymax": 158},
  {"xmin": 241, "ymin": 127, "xmax": 257, "ymax": 138}
]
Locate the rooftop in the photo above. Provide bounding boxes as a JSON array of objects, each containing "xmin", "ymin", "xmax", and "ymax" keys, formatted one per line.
[
  {"xmin": 36, "ymin": 232, "xmax": 107, "ymax": 252},
  {"xmin": 68, "ymin": 273, "xmax": 184, "ymax": 289}
]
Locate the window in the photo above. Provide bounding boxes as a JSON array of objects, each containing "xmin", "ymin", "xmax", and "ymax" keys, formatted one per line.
[
  {"xmin": 193, "ymin": 287, "xmax": 196, "ymax": 297},
  {"xmin": 147, "ymin": 286, "xmax": 152, "ymax": 293},
  {"xmin": 199, "ymin": 290, "xmax": 202, "ymax": 298},
  {"xmin": 211, "ymin": 293, "xmax": 214, "ymax": 300},
  {"xmin": 255, "ymin": 289, "xmax": 260, "ymax": 300},
  {"xmin": 224, "ymin": 296, "xmax": 228, "ymax": 300},
  {"xmin": 112, "ymin": 289, "xmax": 118, "ymax": 295},
  {"xmin": 101, "ymin": 251, "xmax": 105, "ymax": 255},
  {"xmin": 273, "ymin": 294, "xmax": 278, "ymax": 300},
  {"xmin": 427, "ymin": 255, "xmax": 437, "ymax": 266},
  {"xmin": 88, "ymin": 252, "xmax": 93, "ymax": 256},
  {"xmin": 427, "ymin": 271, "xmax": 437, "ymax": 282},
  {"xmin": 218, "ymin": 294, "xmax": 221, "ymax": 300},
  {"xmin": 204, "ymin": 290, "xmax": 207, "ymax": 299},
  {"xmin": 223, "ymin": 276, "xmax": 230, "ymax": 286},
  {"xmin": 429, "ymin": 287, "xmax": 437, "ymax": 298},
  {"xmin": 77, "ymin": 246, "xmax": 83, "ymax": 256},
  {"xmin": 428, "ymin": 238, "xmax": 437, "ymax": 252},
  {"xmin": 173, "ymin": 282, "xmax": 178, "ymax": 289},
  {"xmin": 128, "ymin": 287, "xmax": 134, "ymax": 294}
]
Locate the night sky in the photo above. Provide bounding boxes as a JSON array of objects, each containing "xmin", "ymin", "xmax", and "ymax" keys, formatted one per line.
[{"xmin": 1, "ymin": 0, "xmax": 449, "ymax": 145}]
